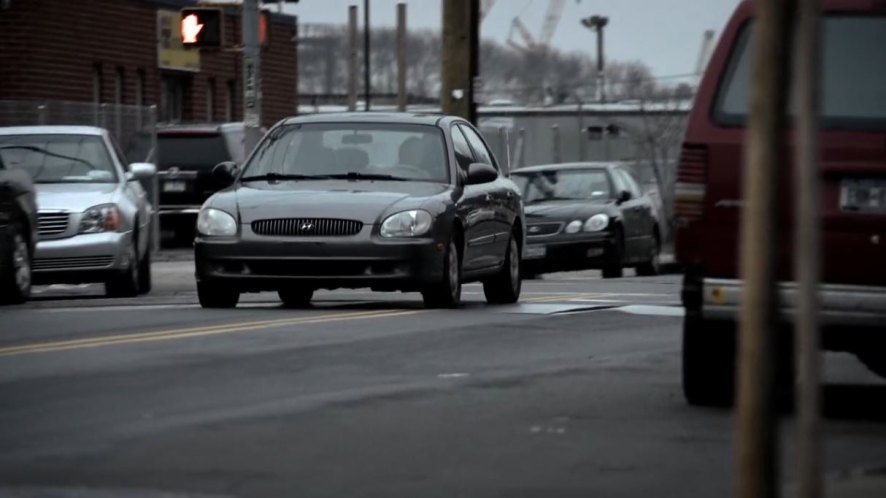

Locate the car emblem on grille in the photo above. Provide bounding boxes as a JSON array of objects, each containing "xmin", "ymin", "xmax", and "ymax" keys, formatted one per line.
[
  {"xmin": 299, "ymin": 222, "xmax": 315, "ymax": 232},
  {"xmin": 529, "ymin": 226, "xmax": 541, "ymax": 233},
  {"xmin": 166, "ymin": 167, "xmax": 180, "ymax": 177}
]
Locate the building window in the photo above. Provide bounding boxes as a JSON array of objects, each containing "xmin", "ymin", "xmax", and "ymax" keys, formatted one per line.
[
  {"xmin": 226, "ymin": 80, "xmax": 235, "ymax": 122},
  {"xmin": 93, "ymin": 64, "xmax": 104, "ymax": 103},
  {"xmin": 115, "ymin": 67, "xmax": 125, "ymax": 105},
  {"xmin": 207, "ymin": 78, "xmax": 216, "ymax": 122},
  {"xmin": 161, "ymin": 75, "xmax": 186, "ymax": 123}
]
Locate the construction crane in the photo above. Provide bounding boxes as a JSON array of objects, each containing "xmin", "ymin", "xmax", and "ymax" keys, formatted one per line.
[
  {"xmin": 481, "ymin": 0, "xmax": 497, "ymax": 22},
  {"xmin": 506, "ymin": 0, "xmax": 575, "ymax": 52}
]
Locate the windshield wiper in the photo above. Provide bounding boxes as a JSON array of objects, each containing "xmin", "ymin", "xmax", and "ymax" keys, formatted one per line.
[
  {"xmin": 325, "ymin": 172, "xmax": 409, "ymax": 181},
  {"xmin": 0, "ymin": 145, "xmax": 100, "ymax": 171},
  {"xmin": 239, "ymin": 172, "xmax": 331, "ymax": 182}
]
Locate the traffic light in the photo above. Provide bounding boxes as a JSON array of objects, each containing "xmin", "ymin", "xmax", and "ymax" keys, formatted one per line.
[{"xmin": 180, "ymin": 7, "xmax": 224, "ymax": 49}]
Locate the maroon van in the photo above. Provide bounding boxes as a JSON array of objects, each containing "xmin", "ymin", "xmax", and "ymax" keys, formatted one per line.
[{"xmin": 675, "ymin": 0, "xmax": 886, "ymax": 406}]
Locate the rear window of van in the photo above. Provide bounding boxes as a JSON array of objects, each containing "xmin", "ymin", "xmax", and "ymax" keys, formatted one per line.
[{"xmin": 713, "ymin": 17, "xmax": 886, "ymax": 131}]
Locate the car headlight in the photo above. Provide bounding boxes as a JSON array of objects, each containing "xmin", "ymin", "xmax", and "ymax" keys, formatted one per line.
[
  {"xmin": 583, "ymin": 214, "xmax": 610, "ymax": 232},
  {"xmin": 565, "ymin": 220, "xmax": 582, "ymax": 234},
  {"xmin": 197, "ymin": 208, "xmax": 238, "ymax": 237},
  {"xmin": 380, "ymin": 210, "xmax": 433, "ymax": 238},
  {"xmin": 79, "ymin": 204, "xmax": 122, "ymax": 234}
]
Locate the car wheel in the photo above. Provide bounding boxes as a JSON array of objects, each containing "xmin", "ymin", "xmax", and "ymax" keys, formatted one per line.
[
  {"xmin": 601, "ymin": 226, "xmax": 624, "ymax": 279},
  {"xmin": 105, "ymin": 243, "xmax": 140, "ymax": 298},
  {"xmin": 422, "ymin": 237, "xmax": 461, "ymax": 309},
  {"xmin": 197, "ymin": 281, "xmax": 240, "ymax": 309},
  {"xmin": 682, "ymin": 316, "xmax": 736, "ymax": 407},
  {"xmin": 0, "ymin": 221, "xmax": 31, "ymax": 305},
  {"xmin": 636, "ymin": 231, "xmax": 661, "ymax": 277},
  {"xmin": 279, "ymin": 287, "xmax": 314, "ymax": 308},
  {"xmin": 138, "ymin": 247, "xmax": 152, "ymax": 295},
  {"xmin": 483, "ymin": 233, "xmax": 522, "ymax": 304}
]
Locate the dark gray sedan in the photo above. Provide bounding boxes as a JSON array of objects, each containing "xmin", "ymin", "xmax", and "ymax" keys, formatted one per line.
[
  {"xmin": 512, "ymin": 163, "xmax": 660, "ymax": 279},
  {"xmin": 195, "ymin": 113, "xmax": 525, "ymax": 309}
]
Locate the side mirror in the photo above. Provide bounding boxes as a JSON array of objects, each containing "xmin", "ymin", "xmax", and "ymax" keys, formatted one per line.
[
  {"xmin": 466, "ymin": 163, "xmax": 498, "ymax": 185},
  {"xmin": 127, "ymin": 162, "xmax": 157, "ymax": 181},
  {"xmin": 617, "ymin": 190, "xmax": 632, "ymax": 204},
  {"xmin": 212, "ymin": 161, "xmax": 238, "ymax": 187}
]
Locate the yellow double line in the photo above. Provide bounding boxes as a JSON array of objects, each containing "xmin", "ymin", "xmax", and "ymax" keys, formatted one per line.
[{"xmin": 0, "ymin": 309, "xmax": 421, "ymax": 358}]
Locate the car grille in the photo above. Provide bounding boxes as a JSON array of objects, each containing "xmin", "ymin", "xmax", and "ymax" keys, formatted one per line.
[
  {"xmin": 252, "ymin": 218, "xmax": 364, "ymax": 237},
  {"xmin": 33, "ymin": 255, "xmax": 114, "ymax": 271},
  {"xmin": 38, "ymin": 212, "xmax": 70, "ymax": 236},
  {"xmin": 527, "ymin": 222, "xmax": 563, "ymax": 237}
]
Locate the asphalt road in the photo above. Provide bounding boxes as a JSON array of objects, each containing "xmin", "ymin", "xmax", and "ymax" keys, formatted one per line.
[{"xmin": 1, "ymin": 259, "xmax": 886, "ymax": 497}]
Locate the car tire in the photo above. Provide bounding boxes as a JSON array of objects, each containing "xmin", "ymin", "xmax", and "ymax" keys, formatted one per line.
[
  {"xmin": 422, "ymin": 237, "xmax": 461, "ymax": 309},
  {"xmin": 138, "ymin": 247, "xmax": 152, "ymax": 295},
  {"xmin": 279, "ymin": 287, "xmax": 314, "ymax": 308},
  {"xmin": 0, "ymin": 221, "xmax": 32, "ymax": 305},
  {"xmin": 636, "ymin": 231, "xmax": 661, "ymax": 277},
  {"xmin": 197, "ymin": 281, "xmax": 240, "ymax": 309},
  {"xmin": 483, "ymin": 233, "xmax": 522, "ymax": 304},
  {"xmin": 601, "ymin": 226, "xmax": 624, "ymax": 279},
  {"xmin": 682, "ymin": 316, "xmax": 736, "ymax": 407},
  {"xmin": 105, "ymin": 242, "xmax": 140, "ymax": 298}
]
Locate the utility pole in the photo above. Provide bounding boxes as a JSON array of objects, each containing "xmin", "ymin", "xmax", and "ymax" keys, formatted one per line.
[
  {"xmin": 363, "ymin": 0, "xmax": 371, "ymax": 111},
  {"xmin": 242, "ymin": 0, "xmax": 262, "ymax": 153},
  {"xmin": 794, "ymin": 0, "xmax": 823, "ymax": 496},
  {"xmin": 397, "ymin": 3, "xmax": 407, "ymax": 112},
  {"xmin": 734, "ymin": 0, "xmax": 795, "ymax": 497},
  {"xmin": 581, "ymin": 15, "xmax": 609, "ymax": 103},
  {"xmin": 441, "ymin": 0, "xmax": 479, "ymax": 122},
  {"xmin": 348, "ymin": 5, "xmax": 359, "ymax": 112}
]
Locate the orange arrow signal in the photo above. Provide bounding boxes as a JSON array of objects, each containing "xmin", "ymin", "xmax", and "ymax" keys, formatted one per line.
[{"xmin": 181, "ymin": 14, "xmax": 204, "ymax": 44}]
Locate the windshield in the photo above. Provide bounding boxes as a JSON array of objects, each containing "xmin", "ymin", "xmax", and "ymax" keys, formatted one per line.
[
  {"xmin": 0, "ymin": 134, "xmax": 118, "ymax": 183},
  {"xmin": 243, "ymin": 123, "xmax": 450, "ymax": 183},
  {"xmin": 714, "ymin": 17, "xmax": 886, "ymax": 131},
  {"xmin": 157, "ymin": 134, "xmax": 233, "ymax": 170},
  {"xmin": 513, "ymin": 169, "xmax": 613, "ymax": 204}
]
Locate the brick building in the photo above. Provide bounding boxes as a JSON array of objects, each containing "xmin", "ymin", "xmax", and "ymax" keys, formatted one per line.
[{"xmin": 0, "ymin": 0, "xmax": 298, "ymax": 127}]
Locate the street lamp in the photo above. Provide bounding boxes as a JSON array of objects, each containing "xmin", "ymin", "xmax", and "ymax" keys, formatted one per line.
[{"xmin": 581, "ymin": 15, "xmax": 609, "ymax": 103}]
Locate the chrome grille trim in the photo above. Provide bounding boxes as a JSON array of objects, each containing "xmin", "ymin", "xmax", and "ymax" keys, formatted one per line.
[
  {"xmin": 527, "ymin": 222, "xmax": 564, "ymax": 238},
  {"xmin": 251, "ymin": 218, "xmax": 363, "ymax": 237},
  {"xmin": 38, "ymin": 212, "xmax": 70, "ymax": 236},
  {"xmin": 32, "ymin": 255, "xmax": 114, "ymax": 271}
]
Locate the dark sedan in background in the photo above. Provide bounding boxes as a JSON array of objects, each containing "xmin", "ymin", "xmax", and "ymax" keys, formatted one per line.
[
  {"xmin": 513, "ymin": 163, "xmax": 660, "ymax": 279},
  {"xmin": 195, "ymin": 113, "xmax": 525, "ymax": 309}
]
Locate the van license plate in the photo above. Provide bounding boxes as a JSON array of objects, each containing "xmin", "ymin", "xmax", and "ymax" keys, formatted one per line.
[
  {"xmin": 841, "ymin": 179, "xmax": 886, "ymax": 214},
  {"xmin": 163, "ymin": 181, "xmax": 187, "ymax": 193}
]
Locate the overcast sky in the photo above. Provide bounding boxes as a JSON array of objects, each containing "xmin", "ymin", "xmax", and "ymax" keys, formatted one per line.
[{"xmin": 278, "ymin": 0, "xmax": 741, "ymax": 77}]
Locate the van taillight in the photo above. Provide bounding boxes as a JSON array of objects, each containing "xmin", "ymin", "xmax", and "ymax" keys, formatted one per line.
[{"xmin": 674, "ymin": 144, "xmax": 709, "ymax": 227}]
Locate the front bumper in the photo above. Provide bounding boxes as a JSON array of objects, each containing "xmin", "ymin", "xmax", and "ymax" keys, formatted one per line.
[
  {"xmin": 195, "ymin": 225, "xmax": 446, "ymax": 291},
  {"xmin": 522, "ymin": 232, "xmax": 614, "ymax": 272},
  {"xmin": 687, "ymin": 277, "xmax": 886, "ymax": 328},
  {"xmin": 32, "ymin": 231, "xmax": 133, "ymax": 284}
]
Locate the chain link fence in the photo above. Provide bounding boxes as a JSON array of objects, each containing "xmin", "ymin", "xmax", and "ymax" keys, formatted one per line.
[{"xmin": 0, "ymin": 100, "xmax": 161, "ymax": 251}]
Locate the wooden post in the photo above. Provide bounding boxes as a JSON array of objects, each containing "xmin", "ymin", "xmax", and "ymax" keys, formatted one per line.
[
  {"xmin": 735, "ymin": 0, "xmax": 796, "ymax": 497},
  {"xmin": 441, "ymin": 0, "xmax": 479, "ymax": 122},
  {"xmin": 397, "ymin": 3, "xmax": 407, "ymax": 112},
  {"xmin": 794, "ymin": 0, "xmax": 823, "ymax": 496},
  {"xmin": 348, "ymin": 6, "xmax": 358, "ymax": 112}
]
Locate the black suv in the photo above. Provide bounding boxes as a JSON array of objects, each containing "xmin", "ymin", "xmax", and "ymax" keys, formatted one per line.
[{"xmin": 155, "ymin": 123, "xmax": 251, "ymax": 243}]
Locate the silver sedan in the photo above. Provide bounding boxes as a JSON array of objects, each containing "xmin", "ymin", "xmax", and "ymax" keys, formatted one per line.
[{"xmin": 0, "ymin": 126, "xmax": 156, "ymax": 297}]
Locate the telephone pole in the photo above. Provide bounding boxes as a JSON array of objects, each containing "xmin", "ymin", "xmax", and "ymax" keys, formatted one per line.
[
  {"xmin": 363, "ymin": 0, "xmax": 371, "ymax": 111},
  {"xmin": 581, "ymin": 15, "xmax": 609, "ymax": 103},
  {"xmin": 348, "ymin": 5, "xmax": 359, "ymax": 111},
  {"xmin": 242, "ymin": 0, "xmax": 262, "ymax": 153},
  {"xmin": 441, "ymin": 0, "xmax": 479, "ymax": 122},
  {"xmin": 397, "ymin": 3, "xmax": 407, "ymax": 112},
  {"xmin": 734, "ymin": 0, "xmax": 795, "ymax": 497}
]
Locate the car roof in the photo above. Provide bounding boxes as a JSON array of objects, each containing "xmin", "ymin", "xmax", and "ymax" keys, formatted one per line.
[
  {"xmin": 0, "ymin": 125, "xmax": 106, "ymax": 136},
  {"xmin": 740, "ymin": 0, "xmax": 880, "ymax": 9},
  {"xmin": 156, "ymin": 122, "xmax": 246, "ymax": 135},
  {"xmin": 511, "ymin": 162, "xmax": 619, "ymax": 174},
  {"xmin": 280, "ymin": 112, "xmax": 452, "ymax": 127}
]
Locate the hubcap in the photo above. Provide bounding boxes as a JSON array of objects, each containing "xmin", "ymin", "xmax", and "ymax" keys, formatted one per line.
[
  {"xmin": 509, "ymin": 240, "xmax": 520, "ymax": 291},
  {"xmin": 448, "ymin": 241, "xmax": 459, "ymax": 298},
  {"xmin": 12, "ymin": 234, "xmax": 30, "ymax": 292}
]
